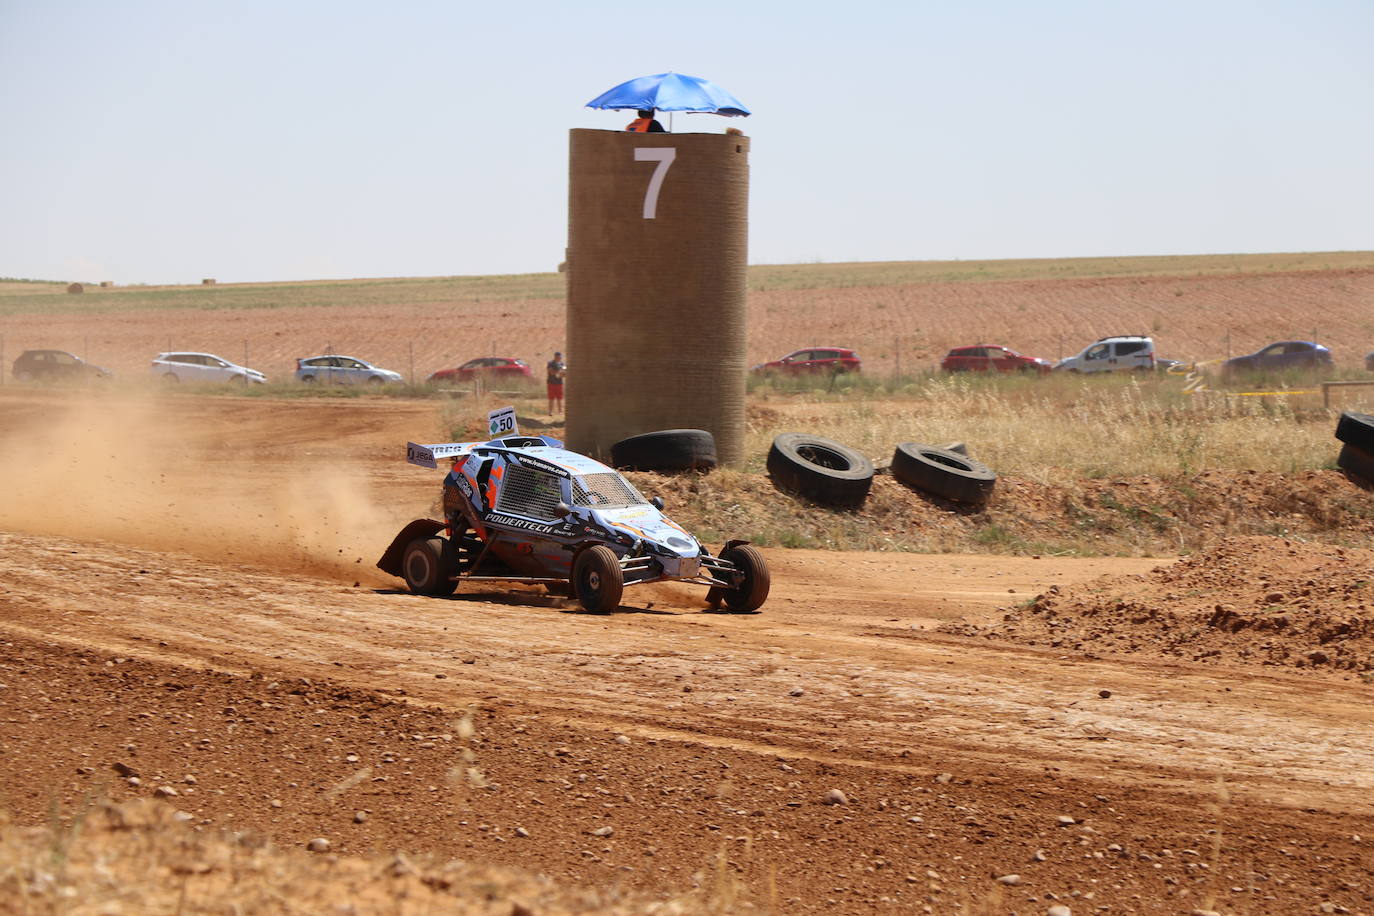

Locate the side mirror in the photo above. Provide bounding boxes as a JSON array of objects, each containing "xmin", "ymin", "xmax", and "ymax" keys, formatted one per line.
[
  {"xmin": 650, "ymin": 496, "xmax": 665, "ymax": 511},
  {"xmin": 555, "ymin": 501, "xmax": 572, "ymax": 518}
]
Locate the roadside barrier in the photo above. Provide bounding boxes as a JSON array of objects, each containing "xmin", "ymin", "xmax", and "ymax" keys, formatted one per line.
[{"xmin": 1180, "ymin": 360, "xmax": 1325, "ymax": 399}]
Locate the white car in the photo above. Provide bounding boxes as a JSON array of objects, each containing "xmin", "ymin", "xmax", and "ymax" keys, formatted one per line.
[
  {"xmin": 150, "ymin": 352, "xmax": 267, "ymax": 384},
  {"xmin": 1055, "ymin": 336, "xmax": 1157, "ymax": 373},
  {"xmin": 295, "ymin": 355, "xmax": 403, "ymax": 386}
]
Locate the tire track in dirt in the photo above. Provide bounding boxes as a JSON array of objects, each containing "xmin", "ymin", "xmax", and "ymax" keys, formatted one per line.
[{"xmin": 3, "ymin": 531, "xmax": 1371, "ymax": 819}]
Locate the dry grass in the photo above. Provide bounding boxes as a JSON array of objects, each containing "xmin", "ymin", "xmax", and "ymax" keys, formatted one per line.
[
  {"xmin": 0, "ymin": 799, "xmax": 747, "ymax": 915},
  {"xmin": 744, "ymin": 372, "xmax": 1344, "ymax": 484},
  {"xmin": 615, "ymin": 373, "xmax": 1372, "ymax": 557}
]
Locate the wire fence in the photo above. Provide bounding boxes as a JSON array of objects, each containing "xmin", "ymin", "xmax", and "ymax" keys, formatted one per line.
[
  {"xmin": 0, "ymin": 331, "xmax": 564, "ymax": 389},
  {"xmin": 0, "ymin": 324, "xmax": 1364, "ymax": 389}
]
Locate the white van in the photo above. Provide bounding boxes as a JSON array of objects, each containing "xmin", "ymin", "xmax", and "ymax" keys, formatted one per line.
[{"xmin": 1055, "ymin": 336, "xmax": 1156, "ymax": 373}]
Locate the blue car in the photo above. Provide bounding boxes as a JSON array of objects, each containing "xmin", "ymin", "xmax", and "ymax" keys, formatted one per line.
[
  {"xmin": 1221, "ymin": 341, "xmax": 1333, "ymax": 377},
  {"xmin": 377, "ymin": 415, "xmax": 769, "ymax": 614}
]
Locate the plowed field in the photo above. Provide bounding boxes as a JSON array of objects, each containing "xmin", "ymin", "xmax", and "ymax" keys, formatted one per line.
[
  {"xmin": 2, "ymin": 390, "xmax": 1372, "ymax": 914},
  {"xmin": 3, "ymin": 262, "xmax": 1373, "ymax": 379}
]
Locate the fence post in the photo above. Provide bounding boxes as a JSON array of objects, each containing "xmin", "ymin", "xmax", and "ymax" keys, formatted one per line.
[{"xmin": 1225, "ymin": 329, "xmax": 1230, "ymax": 359}]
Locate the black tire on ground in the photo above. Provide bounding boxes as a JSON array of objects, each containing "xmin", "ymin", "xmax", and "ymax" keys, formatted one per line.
[
  {"xmin": 573, "ymin": 545, "xmax": 623, "ymax": 613},
  {"xmin": 162, "ymin": 372, "xmax": 179, "ymax": 383},
  {"xmin": 1334, "ymin": 412, "xmax": 1374, "ymax": 452},
  {"xmin": 300, "ymin": 374, "xmax": 316, "ymax": 384},
  {"xmin": 891, "ymin": 442, "xmax": 996, "ymax": 506},
  {"xmin": 1337, "ymin": 442, "xmax": 1374, "ymax": 484},
  {"xmin": 402, "ymin": 536, "xmax": 458, "ymax": 596},
  {"xmin": 610, "ymin": 429, "xmax": 717, "ymax": 472},
  {"xmin": 720, "ymin": 544, "xmax": 769, "ymax": 612},
  {"xmin": 367, "ymin": 376, "xmax": 385, "ymax": 386},
  {"xmin": 766, "ymin": 433, "xmax": 874, "ymax": 507},
  {"xmin": 14, "ymin": 370, "xmax": 32, "ymax": 382}
]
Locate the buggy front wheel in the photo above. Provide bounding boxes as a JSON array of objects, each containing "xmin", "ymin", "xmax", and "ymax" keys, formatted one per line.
[
  {"xmin": 720, "ymin": 544, "xmax": 770, "ymax": 612},
  {"xmin": 573, "ymin": 545, "xmax": 623, "ymax": 613}
]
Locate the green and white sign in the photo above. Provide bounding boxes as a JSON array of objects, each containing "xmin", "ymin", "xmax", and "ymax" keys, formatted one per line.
[{"xmin": 488, "ymin": 405, "xmax": 518, "ymax": 437}]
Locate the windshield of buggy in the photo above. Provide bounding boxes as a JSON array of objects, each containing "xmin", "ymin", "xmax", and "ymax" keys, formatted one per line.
[{"xmin": 571, "ymin": 472, "xmax": 649, "ymax": 510}]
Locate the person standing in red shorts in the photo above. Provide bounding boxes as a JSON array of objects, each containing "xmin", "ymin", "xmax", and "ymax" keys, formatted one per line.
[{"xmin": 546, "ymin": 351, "xmax": 566, "ymax": 415}]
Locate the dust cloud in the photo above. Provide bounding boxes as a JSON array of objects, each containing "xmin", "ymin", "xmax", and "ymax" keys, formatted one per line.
[{"xmin": 0, "ymin": 393, "xmax": 402, "ymax": 585}]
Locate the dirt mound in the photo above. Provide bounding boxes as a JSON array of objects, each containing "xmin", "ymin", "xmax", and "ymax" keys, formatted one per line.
[
  {"xmin": 953, "ymin": 536, "xmax": 1374, "ymax": 675},
  {"xmin": 637, "ymin": 466, "xmax": 1374, "ymax": 557}
]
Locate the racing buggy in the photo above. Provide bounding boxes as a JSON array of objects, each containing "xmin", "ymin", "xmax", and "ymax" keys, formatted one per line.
[{"xmin": 377, "ymin": 413, "xmax": 769, "ymax": 614}]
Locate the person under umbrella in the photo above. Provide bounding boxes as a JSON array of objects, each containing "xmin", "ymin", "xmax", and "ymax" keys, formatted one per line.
[{"xmin": 625, "ymin": 109, "xmax": 665, "ymax": 133}]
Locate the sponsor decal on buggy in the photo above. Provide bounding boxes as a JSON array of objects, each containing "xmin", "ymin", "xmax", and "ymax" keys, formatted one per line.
[
  {"xmin": 486, "ymin": 513, "xmax": 561, "ymax": 534},
  {"xmin": 509, "ymin": 453, "xmax": 572, "ymax": 478},
  {"xmin": 604, "ymin": 506, "xmax": 652, "ymax": 521},
  {"xmin": 454, "ymin": 474, "xmax": 473, "ymax": 498},
  {"xmin": 407, "ymin": 441, "xmax": 480, "ymax": 469}
]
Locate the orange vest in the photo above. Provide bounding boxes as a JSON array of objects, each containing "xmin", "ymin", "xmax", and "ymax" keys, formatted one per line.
[{"xmin": 627, "ymin": 118, "xmax": 652, "ymax": 132}]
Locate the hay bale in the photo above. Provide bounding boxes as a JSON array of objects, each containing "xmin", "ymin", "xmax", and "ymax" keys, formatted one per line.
[
  {"xmin": 99, "ymin": 281, "xmax": 113, "ymax": 288},
  {"xmin": 67, "ymin": 282, "xmax": 84, "ymax": 294},
  {"xmin": 201, "ymin": 278, "xmax": 216, "ymax": 286}
]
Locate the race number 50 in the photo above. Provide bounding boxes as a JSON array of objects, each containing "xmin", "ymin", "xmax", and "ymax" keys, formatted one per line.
[
  {"xmin": 487, "ymin": 405, "xmax": 518, "ymax": 437},
  {"xmin": 634, "ymin": 148, "xmax": 676, "ymax": 220}
]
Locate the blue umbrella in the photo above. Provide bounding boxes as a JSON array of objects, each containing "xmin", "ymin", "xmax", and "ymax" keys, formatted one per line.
[{"xmin": 585, "ymin": 72, "xmax": 750, "ymax": 117}]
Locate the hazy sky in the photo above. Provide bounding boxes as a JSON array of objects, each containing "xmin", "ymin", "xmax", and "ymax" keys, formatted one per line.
[{"xmin": 3, "ymin": 0, "xmax": 1370, "ymax": 285}]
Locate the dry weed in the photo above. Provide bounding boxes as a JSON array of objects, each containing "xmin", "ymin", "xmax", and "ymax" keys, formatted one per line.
[
  {"xmin": 746, "ymin": 373, "xmax": 1338, "ymax": 484},
  {"xmin": 0, "ymin": 799, "xmax": 742, "ymax": 915}
]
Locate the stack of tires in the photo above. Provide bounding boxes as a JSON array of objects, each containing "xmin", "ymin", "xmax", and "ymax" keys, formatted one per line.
[
  {"xmin": 1335, "ymin": 412, "xmax": 1374, "ymax": 483},
  {"xmin": 765, "ymin": 433, "xmax": 996, "ymax": 510}
]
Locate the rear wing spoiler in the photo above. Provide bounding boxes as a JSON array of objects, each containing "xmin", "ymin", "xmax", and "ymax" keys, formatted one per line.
[
  {"xmin": 405, "ymin": 434, "xmax": 568, "ymax": 469},
  {"xmin": 406, "ymin": 441, "xmax": 483, "ymax": 469},
  {"xmin": 407, "ymin": 405, "xmax": 522, "ymax": 469}
]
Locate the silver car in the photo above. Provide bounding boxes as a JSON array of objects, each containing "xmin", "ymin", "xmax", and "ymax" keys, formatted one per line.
[
  {"xmin": 151, "ymin": 352, "xmax": 266, "ymax": 384},
  {"xmin": 295, "ymin": 355, "xmax": 403, "ymax": 386}
]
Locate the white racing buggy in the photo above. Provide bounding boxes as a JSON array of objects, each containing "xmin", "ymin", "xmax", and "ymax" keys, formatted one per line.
[{"xmin": 377, "ymin": 409, "xmax": 769, "ymax": 614}]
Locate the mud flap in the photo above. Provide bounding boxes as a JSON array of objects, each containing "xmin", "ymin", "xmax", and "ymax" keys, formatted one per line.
[{"xmin": 376, "ymin": 519, "xmax": 446, "ymax": 577}]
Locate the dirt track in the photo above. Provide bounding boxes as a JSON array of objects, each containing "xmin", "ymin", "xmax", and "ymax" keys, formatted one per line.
[{"xmin": 2, "ymin": 390, "xmax": 1372, "ymax": 913}]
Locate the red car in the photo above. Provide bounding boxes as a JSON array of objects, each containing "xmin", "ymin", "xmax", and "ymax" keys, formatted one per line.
[
  {"xmin": 753, "ymin": 347, "xmax": 861, "ymax": 375},
  {"xmin": 427, "ymin": 357, "xmax": 532, "ymax": 383},
  {"xmin": 941, "ymin": 345, "xmax": 1051, "ymax": 374}
]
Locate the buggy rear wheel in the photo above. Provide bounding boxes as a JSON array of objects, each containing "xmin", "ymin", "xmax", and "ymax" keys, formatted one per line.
[
  {"xmin": 573, "ymin": 545, "xmax": 623, "ymax": 613},
  {"xmin": 720, "ymin": 544, "xmax": 769, "ymax": 612},
  {"xmin": 402, "ymin": 536, "xmax": 458, "ymax": 596}
]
